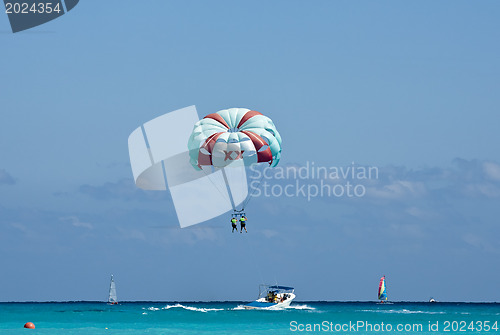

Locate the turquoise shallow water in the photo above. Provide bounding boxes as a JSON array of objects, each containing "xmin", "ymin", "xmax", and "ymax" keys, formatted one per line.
[{"xmin": 1, "ymin": 302, "xmax": 499, "ymax": 334}]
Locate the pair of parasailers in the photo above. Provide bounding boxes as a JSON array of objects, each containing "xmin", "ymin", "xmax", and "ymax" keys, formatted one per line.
[{"xmin": 231, "ymin": 216, "xmax": 247, "ymax": 233}]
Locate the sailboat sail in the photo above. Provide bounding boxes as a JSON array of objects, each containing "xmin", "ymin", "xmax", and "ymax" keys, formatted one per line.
[
  {"xmin": 378, "ymin": 276, "xmax": 387, "ymax": 301},
  {"xmin": 108, "ymin": 275, "xmax": 117, "ymax": 304}
]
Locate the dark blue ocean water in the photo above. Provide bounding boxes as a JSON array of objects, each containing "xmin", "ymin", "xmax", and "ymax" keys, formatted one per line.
[{"xmin": 1, "ymin": 302, "xmax": 499, "ymax": 334}]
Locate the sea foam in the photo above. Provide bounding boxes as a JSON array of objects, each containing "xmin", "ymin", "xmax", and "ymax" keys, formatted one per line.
[{"xmin": 162, "ymin": 304, "xmax": 224, "ymax": 312}]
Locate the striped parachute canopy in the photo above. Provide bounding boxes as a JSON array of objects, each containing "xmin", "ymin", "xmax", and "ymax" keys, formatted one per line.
[{"xmin": 188, "ymin": 108, "xmax": 282, "ymax": 170}]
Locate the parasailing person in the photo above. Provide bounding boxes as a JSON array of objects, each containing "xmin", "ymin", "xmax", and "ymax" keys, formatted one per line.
[
  {"xmin": 240, "ymin": 215, "xmax": 247, "ymax": 233},
  {"xmin": 231, "ymin": 217, "xmax": 238, "ymax": 232}
]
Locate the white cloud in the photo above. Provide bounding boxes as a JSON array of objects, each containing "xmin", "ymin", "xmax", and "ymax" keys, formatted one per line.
[
  {"xmin": 462, "ymin": 233, "xmax": 499, "ymax": 253},
  {"xmin": 362, "ymin": 159, "xmax": 500, "ymax": 201},
  {"xmin": 116, "ymin": 226, "xmax": 147, "ymax": 241},
  {"xmin": 367, "ymin": 180, "xmax": 426, "ymax": 199},
  {"xmin": 388, "ymin": 223, "xmax": 425, "ymax": 238},
  {"xmin": 483, "ymin": 161, "xmax": 500, "ymax": 181},
  {"xmin": 78, "ymin": 178, "xmax": 169, "ymax": 202},
  {"xmin": 10, "ymin": 222, "xmax": 29, "ymax": 233},
  {"xmin": 189, "ymin": 227, "xmax": 218, "ymax": 242},
  {"xmin": 405, "ymin": 206, "xmax": 426, "ymax": 218},
  {"xmin": 261, "ymin": 229, "xmax": 279, "ymax": 239},
  {"xmin": 59, "ymin": 216, "xmax": 93, "ymax": 229},
  {"xmin": 463, "ymin": 183, "xmax": 500, "ymax": 198}
]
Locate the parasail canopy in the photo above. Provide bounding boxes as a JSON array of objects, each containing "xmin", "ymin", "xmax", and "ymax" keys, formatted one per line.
[{"xmin": 188, "ymin": 108, "xmax": 282, "ymax": 170}]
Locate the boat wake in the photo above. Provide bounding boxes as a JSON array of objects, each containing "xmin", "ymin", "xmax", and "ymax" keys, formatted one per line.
[
  {"xmin": 232, "ymin": 305, "xmax": 246, "ymax": 310},
  {"xmin": 143, "ymin": 302, "xmax": 315, "ymax": 313},
  {"xmin": 358, "ymin": 309, "xmax": 446, "ymax": 315},
  {"xmin": 143, "ymin": 304, "xmax": 224, "ymax": 313},
  {"xmin": 164, "ymin": 304, "xmax": 224, "ymax": 312},
  {"xmin": 285, "ymin": 304, "xmax": 315, "ymax": 310}
]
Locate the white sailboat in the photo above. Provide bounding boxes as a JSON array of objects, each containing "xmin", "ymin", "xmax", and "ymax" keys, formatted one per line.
[{"xmin": 108, "ymin": 275, "xmax": 118, "ymax": 305}]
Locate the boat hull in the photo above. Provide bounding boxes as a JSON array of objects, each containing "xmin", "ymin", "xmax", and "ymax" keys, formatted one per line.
[{"xmin": 244, "ymin": 293, "xmax": 296, "ymax": 310}]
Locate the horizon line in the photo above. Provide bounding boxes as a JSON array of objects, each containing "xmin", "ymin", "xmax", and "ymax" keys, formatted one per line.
[{"xmin": 1, "ymin": 300, "xmax": 499, "ymax": 304}]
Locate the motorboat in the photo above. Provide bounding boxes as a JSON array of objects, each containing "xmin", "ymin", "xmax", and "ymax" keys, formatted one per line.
[{"xmin": 244, "ymin": 285, "xmax": 295, "ymax": 309}]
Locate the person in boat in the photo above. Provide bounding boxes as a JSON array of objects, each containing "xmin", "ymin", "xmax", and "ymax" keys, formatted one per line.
[
  {"xmin": 231, "ymin": 217, "xmax": 238, "ymax": 232},
  {"xmin": 267, "ymin": 291, "xmax": 276, "ymax": 302},
  {"xmin": 240, "ymin": 216, "xmax": 247, "ymax": 233},
  {"xmin": 267, "ymin": 291, "xmax": 273, "ymax": 302}
]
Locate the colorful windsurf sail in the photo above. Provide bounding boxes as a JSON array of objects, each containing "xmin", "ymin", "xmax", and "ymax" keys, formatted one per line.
[{"xmin": 378, "ymin": 276, "xmax": 387, "ymax": 301}]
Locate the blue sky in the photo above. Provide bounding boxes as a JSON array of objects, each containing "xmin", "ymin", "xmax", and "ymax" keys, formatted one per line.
[{"xmin": 1, "ymin": 1, "xmax": 500, "ymax": 302}]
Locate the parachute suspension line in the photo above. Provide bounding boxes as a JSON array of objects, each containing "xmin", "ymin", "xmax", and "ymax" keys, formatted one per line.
[
  {"xmin": 221, "ymin": 168, "xmax": 237, "ymax": 212},
  {"xmin": 242, "ymin": 233, "xmax": 264, "ymax": 286},
  {"xmin": 240, "ymin": 166, "xmax": 267, "ymax": 211},
  {"xmin": 199, "ymin": 166, "xmax": 231, "ymax": 205}
]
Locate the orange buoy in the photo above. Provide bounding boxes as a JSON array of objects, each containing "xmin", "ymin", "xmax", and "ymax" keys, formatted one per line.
[{"xmin": 24, "ymin": 322, "xmax": 35, "ymax": 329}]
